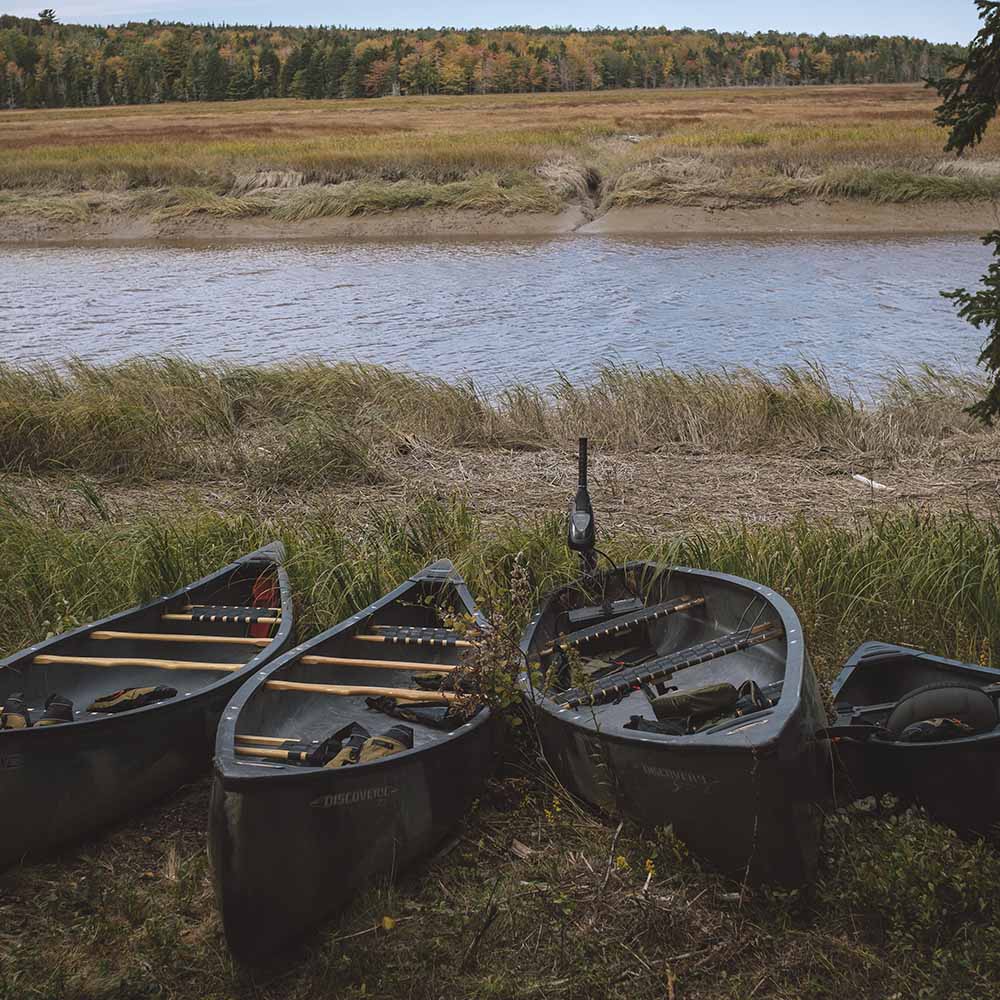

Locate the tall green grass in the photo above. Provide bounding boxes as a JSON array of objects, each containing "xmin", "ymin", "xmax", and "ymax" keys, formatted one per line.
[{"xmin": 1, "ymin": 499, "xmax": 996, "ymax": 676}]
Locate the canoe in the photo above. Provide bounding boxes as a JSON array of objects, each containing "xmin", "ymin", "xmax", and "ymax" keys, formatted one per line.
[
  {"xmin": 0, "ymin": 542, "xmax": 292, "ymax": 870},
  {"xmin": 209, "ymin": 559, "xmax": 495, "ymax": 961},
  {"xmin": 828, "ymin": 641, "xmax": 1000, "ymax": 834},
  {"xmin": 519, "ymin": 561, "xmax": 828, "ymax": 886}
]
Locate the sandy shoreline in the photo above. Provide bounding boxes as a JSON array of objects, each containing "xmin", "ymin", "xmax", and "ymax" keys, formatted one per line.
[{"xmin": 1, "ymin": 199, "xmax": 995, "ymax": 244}]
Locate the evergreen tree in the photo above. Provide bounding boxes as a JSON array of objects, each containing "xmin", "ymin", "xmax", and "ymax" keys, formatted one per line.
[{"xmin": 933, "ymin": 2, "xmax": 1000, "ymax": 422}]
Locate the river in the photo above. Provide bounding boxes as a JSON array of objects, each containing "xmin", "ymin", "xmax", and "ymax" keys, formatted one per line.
[{"xmin": 0, "ymin": 233, "xmax": 989, "ymax": 391}]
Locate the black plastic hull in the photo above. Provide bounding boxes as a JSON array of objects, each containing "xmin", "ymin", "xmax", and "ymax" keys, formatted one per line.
[
  {"xmin": 2, "ymin": 680, "xmax": 254, "ymax": 868},
  {"xmin": 210, "ymin": 716, "xmax": 495, "ymax": 961},
  {"xmin": 521, "ymin": 562, "xmax": 827, "ymax": 886},
  {"xmin": 533, "ymin": 695, "xmax": 824, "ymax": 885},
  {"xmin": 831, "ymin": 642, "xmax": 1000, "ymax": 835},
  {"xmin": 0, "ymin": 544, "xmax": 292, "ymax": 869}
]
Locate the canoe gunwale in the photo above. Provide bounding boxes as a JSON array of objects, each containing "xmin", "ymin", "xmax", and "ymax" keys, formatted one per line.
[
  {"xmin": 518, "ymin": 561, "xmax": 808, "ymax": 752},
  {"xmin": 215, "ymin": 559, "xmax": 492, "ymax": 786},
  {"xmin": 0, "ymin": 541, "xmax": 293, "ymax": 737},
  {"xmin": 831, "ymin": 640, "xmax": 1000, "ymax": 752}
]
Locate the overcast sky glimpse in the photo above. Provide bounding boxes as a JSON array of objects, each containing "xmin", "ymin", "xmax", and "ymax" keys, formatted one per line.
[{"xmin": 2, "ymin": 0, "xmax": 982, "ymax": 45}]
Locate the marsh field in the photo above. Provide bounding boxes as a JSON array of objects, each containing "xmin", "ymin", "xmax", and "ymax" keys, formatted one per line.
[
  {"xmin": 2, "ymin": 82, "xmax": 1000, "ymax": 238},
  {"xmin": 4, "ymin": 78, "xmax": 1000, "ymax": 1000}
]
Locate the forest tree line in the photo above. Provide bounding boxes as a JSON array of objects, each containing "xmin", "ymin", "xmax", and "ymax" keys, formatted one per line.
[{"xmin": 0, "ymin": 15, "xmax": 967, "ymax": 109}]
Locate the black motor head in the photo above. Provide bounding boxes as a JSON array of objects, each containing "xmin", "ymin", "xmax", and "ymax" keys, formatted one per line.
[{"xmin": 567, "ymin": 437, "xmax": 596, "ymax": 573}]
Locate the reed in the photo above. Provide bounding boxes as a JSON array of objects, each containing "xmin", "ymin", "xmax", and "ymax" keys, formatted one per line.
[{"xmin": 0, "ymin": 360, "xmax": 990, "ymax": 480}]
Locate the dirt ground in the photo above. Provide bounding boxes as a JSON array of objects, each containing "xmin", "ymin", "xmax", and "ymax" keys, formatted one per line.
[{"xmin": 6, "ymin": 447, "xmax": 997, "ymax": 532}]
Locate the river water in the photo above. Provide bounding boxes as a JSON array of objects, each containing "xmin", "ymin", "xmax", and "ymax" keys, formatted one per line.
[{"xmin": 0, "ymin": 234, "xmax": 989, "ymax": 391}]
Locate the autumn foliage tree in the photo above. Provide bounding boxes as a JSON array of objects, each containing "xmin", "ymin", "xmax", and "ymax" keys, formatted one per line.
[{"xmin": 0, "ymin": 15, "xmax": 966, "ymax": 109}]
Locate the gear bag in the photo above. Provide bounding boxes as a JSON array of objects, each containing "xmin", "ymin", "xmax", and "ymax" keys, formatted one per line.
[
  {"xmin": 36, "ymin": 693, "xmax": 74, "ymax": 726},
  {"xmin": 1, "ymin": 692, "xmax": 30, "ymax": 729},
  {"xmin": 365, "ymin": 695, "xmax": 468, "ymax": 730},
  {"xmin": 651, "ymin": 682, "xmax": 738, "ymax": 721},
  {"xmin": 87, "ymin": 686, "xmax": 177, "ymax": 714},
  {"xmin": 898, "ymin": 717, "xmax": 975, "ymax": 743},
  {"xmin": 325, "ymin": 723, "xmax": 371, "ymax": 768},
  {"xmin": 358, "ymin": 725, "xmax": 414, "ymax": 763}
]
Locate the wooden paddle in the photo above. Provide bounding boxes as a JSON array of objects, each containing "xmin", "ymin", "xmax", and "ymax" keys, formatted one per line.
[
  {"xmin": 301, "ymin": 653, "xmax": 456, "ymax": 673},
  {"xmin": 91, "ymin": 630, "xmax": 270, "ymax": 647},
  {"xmin": 34, "ymin": 654, "xmax": 240, "ymax": 673},
  {"xmin": 265, "ymin": 679, "xmax": 458, "ymax": 703}
]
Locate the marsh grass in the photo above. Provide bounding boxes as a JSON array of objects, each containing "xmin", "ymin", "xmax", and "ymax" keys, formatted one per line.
[
  {"xmin": 2, "ymin": 500, "xmax": 1000, "ymax": 998},
  {"xmin": 7, "ymin": 96, "xmax": 1000, "ymax": 218},
  {"xmin": 0, "ymin": 360, "xmax": 989, "ymax": 481}
]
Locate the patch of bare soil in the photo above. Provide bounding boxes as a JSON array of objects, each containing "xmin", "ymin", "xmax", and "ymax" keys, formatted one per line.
[{"xmin": 6, "ymin": 448, "xmax": 998, "ymax": 533}]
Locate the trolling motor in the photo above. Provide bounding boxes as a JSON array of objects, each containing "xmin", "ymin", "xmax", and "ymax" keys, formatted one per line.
[
  {"xmin": 565, "ymin": 437, "xmax": 643, "ymax": 626},
  {"xmin": 567, "ymin": 437, "xmax": 597, "ymax": 577}
]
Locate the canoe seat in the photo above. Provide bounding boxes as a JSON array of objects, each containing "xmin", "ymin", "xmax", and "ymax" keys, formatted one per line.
[
  {"xmin": 886, "ymin": 681, "xmax": 998, "ymax": 736},
  {"xmin": 163, "ymin": 606, "xmax": 280, "ymax": 625},
  {"xmin": 186, "ymin": 605, "xmax": 280, "ymax": 623},
  {"xmin": 359, "ymin": 626, "xmax": 474, "ymax": 648}
]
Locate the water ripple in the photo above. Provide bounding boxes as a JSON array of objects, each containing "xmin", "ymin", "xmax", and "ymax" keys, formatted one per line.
[{"xmin": 0, "ymin": 233, "xmax": 988, "ymax": 391}]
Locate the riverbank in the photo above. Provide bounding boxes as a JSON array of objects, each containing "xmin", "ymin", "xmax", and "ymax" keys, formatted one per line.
[
  {"xmin": 0, "ymin": 198, "xmax": 993, "ymax": 242},
  {"xmin": 3, "ymin": 83, "xmax": 1000, "ymax": 242}
]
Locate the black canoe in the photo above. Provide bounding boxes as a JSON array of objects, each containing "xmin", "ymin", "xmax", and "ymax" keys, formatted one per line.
[
  {"xmin": 209, "ymin": 559, "xmax": 495, "ymax": 961},
  {"xmin": 519, "ymin": 562, "xmax": 828, "ymax": 886},
  {"xmin": 828, "ymin": 641, "xmax": 1000, "ymax": 834},
  {"xmin": 0, "ymin": 542, "xmax": 292, "ymax": 870}
]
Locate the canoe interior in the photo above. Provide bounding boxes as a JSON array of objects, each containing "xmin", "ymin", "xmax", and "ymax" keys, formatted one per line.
[
  {"xmin": 229, "ymin": 563, "xmax": 488, "ymax": 768},
  {"xmin": 831, "ymin": 642, "xmax": 1000, "ymax": 832},
  {"xmin": 0, "ymin": 554, "xmax": 286, "ymax": 728},
  {"xmin": 834, "ymin": 643, "xmax": 1000, "ymax": 729},
  {"xmin": 523, "ymin": 563, "xmax": 792, "ymax": 740}
]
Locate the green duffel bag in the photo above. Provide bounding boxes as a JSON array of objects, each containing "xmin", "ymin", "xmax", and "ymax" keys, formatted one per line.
[{"xmin": 651, "ymin": 682, "xmax": 738, "ymax": 721}]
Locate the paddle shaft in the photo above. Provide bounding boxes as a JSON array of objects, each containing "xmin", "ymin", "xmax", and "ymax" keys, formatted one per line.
[
  {"xmin": 265, "ymin": 679, "xmax": 458, "ymax": 703},
  {"xmin": 561, "ymin": 622, "xmax": 783, "ymax": 709},
  {"xmin": 301, "ymin": 653, "xmax": 456, "ymax": 673},
  {"xmin": 91, "ymin": 630, "xmax": 270, "ymax": 647},
  {"xmin": 355, "ymin": 634, "xmax": 477, "ymax": 649},
  {"xmin": 35, "ymin": 654, "xmax": 240, "ymax": 673},
  {"xmin": 540, "ymin": 595, "xmax": 706, "ymax": 658}
]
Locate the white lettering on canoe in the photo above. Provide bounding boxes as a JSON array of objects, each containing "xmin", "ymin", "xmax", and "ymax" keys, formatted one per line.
[
  {"xmin": 0, "ymin": 752, "xmax": 24, "ymax": 771},
  {"xmin": 640, "ymin": 763, "xmax": 717, "ymax": 790},
  {"xmin": 310, "ymin": 785, "xmax": 399, "ymax": 809}
]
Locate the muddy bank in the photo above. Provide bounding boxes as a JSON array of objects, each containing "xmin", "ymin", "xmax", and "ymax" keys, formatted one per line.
[
  {"xmin": 582, "ymin": 200, "xmax": 999, "ymax": 235},
  {"xmin": 1, "ymin": 198, "xmax": 995, "ymax": 243}
]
